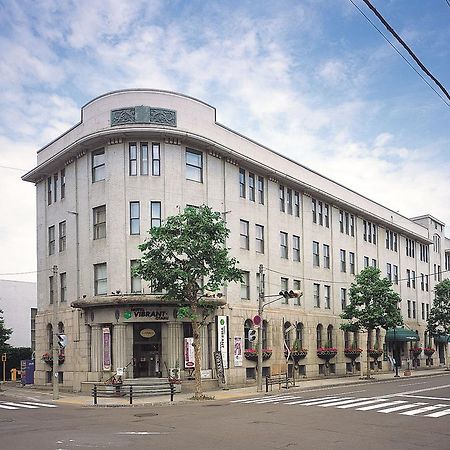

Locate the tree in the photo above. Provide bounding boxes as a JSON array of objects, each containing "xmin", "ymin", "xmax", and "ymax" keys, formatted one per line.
[
  {"xmin": 0, "ymin": 309, "xmax": 12, "ymax": 354},
  {"xmin": 340, "ymin": 267, "xmax": 403, "ymax": 379},
  {"xmin": 427, "ymin": 279, "xmax": 450, "ymax": 369},
  {"xmin": 134, "ymin": 205, "xmax": 243, "ymax": 399}
]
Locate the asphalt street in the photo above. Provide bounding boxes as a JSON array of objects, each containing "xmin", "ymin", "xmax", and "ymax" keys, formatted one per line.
[{"xmin": 0, "ymin": 372, "xmax": 449, "ymax": 450}]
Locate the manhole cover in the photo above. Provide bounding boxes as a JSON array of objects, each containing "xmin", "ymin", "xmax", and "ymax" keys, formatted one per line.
[{"xmin": 134, "ymin": 412, "xmax": 158, "ymax": 418}]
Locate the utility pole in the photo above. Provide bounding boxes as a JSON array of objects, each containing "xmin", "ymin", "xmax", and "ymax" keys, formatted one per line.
[
  {"xmin": 52, "ymin": 264, "xmax": 59, "ymax": 400},
  {"xmin": 257, "ymin": 264, "xmax": 264, "ymax": 392}
]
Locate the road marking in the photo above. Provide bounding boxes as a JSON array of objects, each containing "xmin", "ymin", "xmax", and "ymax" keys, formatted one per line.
[
  {"xmin": 377, "ymin": 403, "xmax": 427, "ymax": 413},
  {"xmin": 3, "ymin": 402, "xmax": 39, "ymax": 409},
  {"xmin": 0, "ymin": 404, "xmax": 19, "ymax": 410},
  {"xmin": 285, "ymin": 396, "xmax": 340, "ymax": 405},
  {"xmin": 254, "ymin": 395, "xmax": 302, "ymax": 404},
  {"xmin": 397, "ymin": 394, "xmax": 450, "ymax": 402},
  {"xmin": 320, "ymin": 398, "xmax": 371, "ymax": 408},
  {"xmin": 233, "ymin": 395, "xmax": 298, "ymax": 404},
  {"xmin": 337, "ymin": 398, "xmax": 393, "ymax": 409},
  {"xmin": 394, "ymin": 383, "xmax": 450, "ymax": 396},
  {"xmin": 355, "ymin": 400, "xmax": 407, "ymax": 411},
  {"xmin": 117, "ymin": 432, "xmax": 169, "ymax": 435},
  {"xmin": 400, "ymin": 404, "xmax": 448, "ymax": 416},
  {"xmin": 425, "ymin": 409, "xmax": 450, "ymax": 418},
  {"xmin": 22, "ymin": 401, "xmax": 58, "ymax": 408},
  {"xmin": 298, "ymin": 397, "xmax": 354, "ymax": 406}
]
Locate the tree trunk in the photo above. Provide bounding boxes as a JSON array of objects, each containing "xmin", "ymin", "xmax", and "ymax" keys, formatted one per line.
[
  {"xmin": 191, "ymin": 304, "xmax": 203, "ymax": 399},
  {"xmin": 366, "ymin": 329, "xmax": 371, "ymax": 380}
]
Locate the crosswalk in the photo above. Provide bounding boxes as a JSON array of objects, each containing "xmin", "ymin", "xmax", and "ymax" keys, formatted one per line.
[
  {"xmin": 230, "ymin": 394, "xmax": 450, "ymax": 418},
  {"xmin": 0, "ymin": 401, "xmax": 58, "ymax": 411}
]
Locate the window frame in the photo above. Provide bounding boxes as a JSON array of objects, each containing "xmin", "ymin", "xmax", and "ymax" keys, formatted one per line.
[
  {"xmin": 150, "ymin": 201, "xmax": 162, "ymax": 228},
  {"xmin": 130, "ymin": 201, "xmax": 140, "ymax": 235},
  {"xmin": 186, "ymin": 148, "xmax": 203, "ymax": 182},
  {"xmin": 92, "ymin": 148, "xmax": 105, "ymax": 182},
  {"xmin": 240, "ymin": 220, "xmax": 250, "ymax": 250},
  {"xmin": 94, "ymin": 263, "xmax": 107, "ymax": 296},
  {"xmin": 152, "ymin": 143, "xmax": 161, "ymax": 176},
  {"xmin": 93, "ymin": 205, "xmax": 107, "ymax": 240},
  {"xmin": 58, "ymin": 221, "xmax": 66, "ymax": 252}
]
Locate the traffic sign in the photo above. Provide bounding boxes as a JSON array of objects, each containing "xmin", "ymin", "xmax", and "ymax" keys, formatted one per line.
[{"xmin": 253, "ymin": 315, "xmax": 262, "ymax": 327}]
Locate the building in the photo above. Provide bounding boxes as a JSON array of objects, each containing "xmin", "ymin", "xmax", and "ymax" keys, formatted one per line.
[{"xmin": 23, "ymin": 89, "xmax": 450, "ymax": 391}]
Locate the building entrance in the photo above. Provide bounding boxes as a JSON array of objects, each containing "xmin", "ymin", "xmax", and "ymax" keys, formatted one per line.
[{"xmin": 133, "ymin": 323, "xmax": 162, "ymax": 378}]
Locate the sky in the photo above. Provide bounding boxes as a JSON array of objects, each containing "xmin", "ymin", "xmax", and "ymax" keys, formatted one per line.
[{"xmin": 0, "ymin": 0, "xmax": 449, "ymax": 283}]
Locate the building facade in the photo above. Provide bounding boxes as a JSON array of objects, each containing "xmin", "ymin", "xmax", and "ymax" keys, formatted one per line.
[{"xmin": 23, "ymin": 89, "xmax": 450, "ymax": 391}]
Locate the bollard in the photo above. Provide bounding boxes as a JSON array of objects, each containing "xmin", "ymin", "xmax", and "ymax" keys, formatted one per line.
[{"xmin": 93, "ymin": 385, "xmax": 97, "ymax": 405}]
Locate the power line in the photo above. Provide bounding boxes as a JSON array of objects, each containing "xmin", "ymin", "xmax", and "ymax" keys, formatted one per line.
[
  {"xmin": 348, "ymin": 0, "xmax": 450, "ymax": 107},
  {"xmin": 0, "ymin": 165, "xmax": 28, "ymax": 172},
  {"xmin": 0, "ymin": 268, "xmax": 50, "ymax": 276}
]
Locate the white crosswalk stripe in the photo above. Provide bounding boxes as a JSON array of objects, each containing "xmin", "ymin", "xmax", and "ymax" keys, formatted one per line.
[
  {"xmin": 22, "ymin": 401, "xmax": 58, "ymax": 408},
  {"xmin": 3, "ymin": 402, "xmax": 39, "ymax": 409},
  {"xmin": 0, "ymin": 404, "xmax": 19, "ymax": 410},
  {"xmin": 285, "ymin": 396, "xmax": 339, "ymax": 405},
  {"xmin": 400, "ymin": 404, "xmax": 449, "ymax": 416},
  {"xmin": 320, "ymin": 398, "xmax": 370, "ymax": 408},
  {"xmin": 338, "ymin": 398, "xmax": 396, "ymax": 409},
  {"xmin": 425, "ymin": 408, "xmax": 450, "ymax": 418},
  {"xmin": 356, "ymin": 400, "xmax": 407, "ymax": 411},
  {"xmin": 0, "ymin": 401, "xmax": 58, "ymax": 410},
  {"xmin": 377, "ymin": 402, "xmax": 427, "ymax": 413}
]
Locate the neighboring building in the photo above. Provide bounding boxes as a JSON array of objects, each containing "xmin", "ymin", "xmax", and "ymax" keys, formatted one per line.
[
  {"xmin": 23, "ymin": 89, "xmax": 449, "ymax": 391},
  {"xmin": 0, "ymin": 280, "xmax": 37, "ymax": 348}
]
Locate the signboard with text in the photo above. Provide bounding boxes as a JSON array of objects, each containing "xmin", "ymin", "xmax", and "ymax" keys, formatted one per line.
[
  {"xmin": 102, "ymin": 327, "xmax": 111, "ymax": 371},
  {"xmin": 234, "ymin": 336, "xmax": 243, "ymax": 367},
  {"xmin": 184, "ymin": 337, "xmax": 195, "ymax": 369},
  {"xmin": 216, "ymin": 316, "xmax": 229, "ymax": 369}
]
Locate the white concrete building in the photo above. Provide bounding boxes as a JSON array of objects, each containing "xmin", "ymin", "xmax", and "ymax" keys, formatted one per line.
[{"xmin": 23, "ymin": 89, "xmax": 450, "ymax": 391}]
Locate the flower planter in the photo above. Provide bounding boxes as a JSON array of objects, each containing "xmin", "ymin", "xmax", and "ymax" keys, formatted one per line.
[
  {"xmin": 410, "ymin": 348, "xmax": 422, "ymax": 358},
  {"xmin": 424, "ymin": 348, "xmax": 435, "ymax": 358},
  {"xmin": 42, "ymin": 353, "xmax": 65, "ymax": 366},
  {"xmin": 244, "ymin": 349, "xmax": 272, "ymax": 362},
  {"xmin": 344, "ymin": 349, "xmax": 363, "ymax": 361},
  {"xmin": 284, "ymin": 350, "xmax": 308, "ymax": 362},
  {"xmin": 317, "ymin": 348, "xmax": 337, "ymax": 363},
  {"xmin": 368, "ymin": 349, "xmax": 383, "ymax": 359}
]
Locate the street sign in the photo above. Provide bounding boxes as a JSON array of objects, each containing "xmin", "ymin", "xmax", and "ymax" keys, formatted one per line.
[
  {"xmin": 253, "ymin": 315, "xmax": 262, "ymax": 327},
  {"xmin": 1, "ymin": 353, "xmax": 6, "ymax": 362}
]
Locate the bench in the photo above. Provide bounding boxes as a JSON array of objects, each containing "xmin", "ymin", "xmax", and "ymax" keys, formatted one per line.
[
  {"xmin": 92, "ymin": 382, "xmax": 175, "ymax": 405},
  {"xmin": 265, "ymin": 374, "xmax": 294, "ymax": 392}
]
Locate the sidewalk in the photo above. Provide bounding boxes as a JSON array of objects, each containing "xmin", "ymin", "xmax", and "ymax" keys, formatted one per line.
[{"xmin": 3, "ymin": 367, "xmax": 449, "ymax": 407}]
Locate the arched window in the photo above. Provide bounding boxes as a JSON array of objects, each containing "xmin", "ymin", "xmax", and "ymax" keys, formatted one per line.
[
  {"xmin": 344, "ymin": 331, "xmax": 350, "ymax": 349},
  {"xmin": 47, "ymin": 323, "xmax": 53, "ymax": 350},
  {"xmin": 327, "ymin": 325, "xmax": 334, "ymax": 347},
  {"xmin": 433, "ymin": 234, "xmax": 440, "ymax": 253},
  {"xmin": 353, "ymin": 331, "xmax": 359, "ymax": 348},
  {"xmin": 316, "ymin": 324, "xmax": 323, "ymax": 349},
  {"xmin": 262, "ymin": 320, "xmax": 268, "ymax": 349},
  {"xmin": 296, "ymin": 323, "xmax": 304, "ymax": 349},
  {"xmin": 58, "ymin": 322, "xmax": 65, "ymax": 334},
  {"xmin": 424, "ymin": 331, "xmax": 429, "ymax": 348},
  {"xmin": 244, "ymin": 319, "xmax": 253, "ymax": 350},
  {"xmin": 284, "ymin": 321, "xmax": 292, "ymax": 350}
]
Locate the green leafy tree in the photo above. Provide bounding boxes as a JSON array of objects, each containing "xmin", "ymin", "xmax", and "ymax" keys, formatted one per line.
[
  {"xmin": 134, "ymin": 205, "xmax": 242, "ymax": 399},
  {"xmin": 340, "ymin": 267, "xmax": 403, "ymax": 379},
  {"xmin": 427, "ymin": 279, "xmax": 450, "ymax": 369},
  {"xmin": 0, "ymin": 309, "xmax": 12, "ymax": 354}
]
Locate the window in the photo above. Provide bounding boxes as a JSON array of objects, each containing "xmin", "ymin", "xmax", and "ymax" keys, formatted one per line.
[
  {"xmin": 255, "ymin": 224, "xmax": 264, "ymax": 253},
  {"xmin": 419, "ymin": 244, "xmax": 429, "ymax": 262},
  {"xmin": 286, "ymin": 189, "xmax": 293, "ymax": 215},
  {"xmin": 318, "ymin": 201, "xmax": 323, "ymax": 225},
  {"xmin": 372, "ymin": 258, "xmax": 377, "ymax": 268},
  {"xmin": 386, "ymin": 229, "xmax": 398, "ymax": 251},
  {"xmin": 420, "ymin": 273, "xmax": 424, "ymax": 291},
  {"xmin": 130, "ymin": 202, "xmax": 140, "ymax": 235},
  {"xmin": 313, "ymin": 241, "xmax": 320, "ymax": 267},
  {"xmin": 426, "ymin": 303, "xmax": 429, "ymax": 319},
  {"xmin": 92, "ymin": 148, "xmax": 105, "ymax": 182},
  {"xmin": 327, "ymin": 325, "xmax": 334, "ymax": 347},
  {"xmin": 280, "ymin": 232, "xmax": 288, "ymax": 259},
  {"xmin": 94, "ymin": 263, "xmax": 107, "ymax": 296},
  {"xmin": 340, "ymin": 288, "xmax": 347, "ymax": 309},
  {"xmin": 412, "ymin": 301, "xmax": 416, "ymax": 319},
  {"xmin": 323, "ymin": 244, "xmax": 330, "ymax": 269},
  {"xmin": 296, "ymin": 323, "xmax": 304, "ymax": 348},
  {"xmin": 421, "ymin": 303, "xmax": 425, "ymax": 320},
  {"xmin": 139, "ymin": 142, "xmax": 148, "ymax": 175},
  {"xmin": 47, "ymin": 177, "xmax": 52, "ymax": 205},
  {"xmin": 293, "ymin": 280, "xmax": 301, "ymax": 305},
  {"xmin": 248, "ymin": 173, "xmax": 255, "ymax": 201},
  {"xmin": 324, "ymin": 285, "xmax": 331, "ymax": 309},
  {"xmin": 152, "ymin": 143, "xmax": 160, "ymax": 176},
  {"xmin": 244, "ymin": 319, "xmax": 254, "ymax": 349},
  {"xmin": 186, "ymin": 149, "xmax": 203, "ymax": 182},
  {"xmin": 387, "ymin": 263, "xmax": 392, "ymax": 281},
  {"xmin": 293, "ymin": 235, "xmax": 300, "ymax": 261},
  {"xmin": 407, "ymin": 300, "xmax": 411, "ymax": 318},
  {"xmin": 438, "ymin": 265, "xmax": 441, "ymax": 282},
  {"xmin": 131, "ymin": 260, "xmax": 142, "ymax": 293},
  {"xmin": 284, "ymin": 321, "xmax": 292, "ymax": 347},
  {"xmin": 349, "ymin": 252, "xmax": 355, "ymax": 275},
  {"xmin": 324, "ymin": 204, "xmax": 330, "ymax": 228},
  {"xmin": 60, "ymin": 168, "xmax": 65, "ymax": 199},
  {"xmin": 312, "ymin": 198, "xmax": 317, "ymax": 223},
  {"xmin": 151, "ymin": 201, "xmax": 161, "ymax": 228},
  {"xmin": 241, "ymin": 271, "xmax": 250, "ymax": 299},
  {"xmin": 364, "ymin": 256, "xmax": 369, "ymax": 268},
  {"xmin": 281, "ymin": 278, "xmax": 289, "ymax": 304},
  {"xmin": 240, "ymin": 220, "xmax": 249, "ymax": 250},
  {"xmin": 257, "ymin": 176, "xmax": 264, "ymax": 204},
  {"xmin": 411, "ymin": 270, "xmax": 416, "ymax": 289},
  {"xmin": 316, "ymin": 324, "xmax": 323, "ymax": 348},
  {"xmin": 363, "ymin": 220, "xmax": 377, "ymax": 244},
  {"xmin": 425, "ymin": 274, "xmax": 429, "ymax": 291},
  {"xmin": 60, "ymin": 273, "xmax": 66, "ymax": 303},
  {"xmin": 294, "ymin": 191, "xmax": 300, "ymax": 217},
  {"xmin": 239, "ymin": 169, "xmax": 246, "ymax": 198},
  {"xmin": 58, "ymin": 221, "xmax": 66, "ymax": 252},
  {"xmin": 433, "ymin": 234, "xmax": 440, "ymax": 253},
  {"xmin": 313, "ymin": 283, "xmax": 320, "ymax": 307},
  {"xmin": 406, "ymin": 238, "xmax": 415, "ymax": 258},
  {"xmin": 339, "ymin": 210, "xmax": 355, "ymax": 236},
  {"xmin": 280, "ymin": 186, "xmax": 285, "ymax": 212},
  {"xmin": 340, "ymin": 249, "xmax": 346, "ymax": 273},
  {"xmin": 393, "ymin": 265, "xmax": 399, "ymax": 284},
  {"xmin": 406, "ymin": 269, "xmax": 411, "ymax": 288},
  {"xmin": 53, "ymin": 173, "xmax": 58, "ymax": 203},
  {"xmin": 93, "ymin": 205, "xmax": 106, "ymax": 239},
  {"xmin": 129, "ymin": 143, "xmax": 137, "ymax": 176},
  {"xmin": 48, "ymin": 226, "xmax": 55, "ymax": 255},
  {"xmin": 49, "ymin": 276, "xmax": 54, "ymax": 304}
]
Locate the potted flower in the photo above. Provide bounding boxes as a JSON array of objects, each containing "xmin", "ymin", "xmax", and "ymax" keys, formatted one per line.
[
  {"xmin": 317, "ymin": 346, "xmax": 338, "ymax": 362},
  {"xmin": 424, "ymin": 347, "xmax": 435, "ymax": 357},
  {"xmin": 244, "ymin": 348, "xmax": 272, "ymax": 362},
  {"xmin": 410, "ymin": 346, "xmax": 422, "ymax": 358},
  {"xmin": 344, "ymin": 347, "xmax": 363, "ymax": 361},
  {"xmin": 41, "ymin": 351, "xmax": 65, "ymax": 365},
  {"xmin": 285, "ymin": 339, "xmax": 308, "ymax": 362},
  {"xmin": 368, "ymin": 349, "xmax": 383, "ymax": 359}
]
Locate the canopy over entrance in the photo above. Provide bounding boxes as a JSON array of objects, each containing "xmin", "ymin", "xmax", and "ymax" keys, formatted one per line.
[
  {"xmin": 434, "ymin": 335, "xmax": 450, "ymax": 344},
  {"xmin": 385, "ymin": 328, "xmax": 419, "ymax": 342}
]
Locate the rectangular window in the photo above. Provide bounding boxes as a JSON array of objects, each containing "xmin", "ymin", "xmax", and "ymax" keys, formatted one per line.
[
  {"xmin": 150, "ymin": 201, "xmax": 161, "ymax": 228},
  {"xmin": 406, "ymin": 269, "xmax": 411, "ymax": 288},
  {"xmin": 48, "ymin": 226, "xmax": 55, "ymax": 255},
  {"xmin": 350, "ymin": 215, "xmax": 355, "ymax": 237},
  {"xmin": 58, "ymin": 221, "xmax": 66, "ymax": 252},
  {"xmin": 393, "ymin": 265, "xmax": 399, "ymax": 284},
  {"xmin": 372, "ymin": 259, "xmax": 377, "ymax": 268},
  {"xmin": 129, "ymin": 143, "xmax": 138, "ymax": 176},
  {"xmin": 387, "ymin": 263, "xmax": 392, "ymax": 282},
  {"xmin": 312, "ymin": 198, "xmax": 317, "ymax": 223},
  {"xmin": 318, "ymin": 201, "xmax": 323, "ymax": 226},
  {"xmin": 364, "ymin": 256, "xmax": 369, "ymax": 268},
  {"xmin": 241, "ymin": 271, "xmax": 250, "ymax": 299},
  {"xmin": 339, "ymin": 211, "xmax": 344, "ymax": 233},
  {"xmin": 412, "ymin": 270, "xmax": 416, "ymax": 289},
  {"xmin": 386, "ymin": 230, "xmax": 398, "ymax": 251},
  {"xmin": 140, "ymin": 142, "xmax": 149, "ymax": 175},
  {"xmin": 94, "ymin": 263, "xmax": 107, "ymax": 296},
  {"xmin": 313, "ymin": 283, "xmax": 320, "ymax": 308},
  {"xmin": 240, "ymin": 220, "xmax": 249, "ymax": 250},
  {"xmin": 60, "ymin": 272, "xmax": 66, "ymax": 303},
  {"xmin": 324, "ymin": 204, "xmax": 329, "ymax": 228},
  {"xmin": 60, "ymin": 168, "xmax": 65, "ymax": 199},
  {"xmin": 426, "ymin": 303, "xmax": 429, "ymax": 319},
  {"xmin": 130, "ymin": 201, "xmax": 140, "ymax": 235},
  {"xmin": 255, "ymin": 224, "xmax": 264, "ymax": 254},
  {"xmin": 152, "ymin": 143, "xmax": 161, "ymax": 176},
  {"xmin": 293, "ymin": 235, "xmax": 300, "ymax": 262},
  {"xmin": 324, "ymin": 285, "xmax": 331, "ymax": 309},
  {"xmin": 92, "ymin": 148, "xmax": 105, "ymax": 182},
  {"xmin": 421, "ymin": 303, "xmax": 425, "ymax": 320},
  {"xmin": 407, "ymin": 300, "xmax": 411, "ymax": 318},
  {"xmin": 281, "ymin": 277, "xmax": 289, "ymax": 304},
  {"xmin": 257, "ymin": 176, "xmax": 264, "ymax": 204},
  {"xmin": 421, "ymin": 273, "xmax": 424, "ymax": 291},
  {"xmin": 47, "ymin": 177, "xmax": 52, "ymax": 205},
  {"xmin": 280, "ymin": 186, "xmax": 285, "ymax": 212},
  {"xmin": 293, "ymin": 280, "xmax": 301, "ymax": 305},
  {"xmin": 286, "ymin": 189, "xmax": 293, "ymax": 215},
  {"xmin": 323, "ymin": 244, "xmax": 330, "ymax": 269},
  {"xmin": 313, "ymin": 241, "xmax": 320, "ymax": 267},
  {"xmin": 280, "ymin": 232, "xmax": 288, "ymax": 259},
  {"xmin": 53, "ymin": 173, "xmax": 58, "ymax": 203},
  {"xmin": 412, "ymin": 301, "xmax": 416, "ymax": 319},
  {"xmin": 292, "ymin": 192, "xmax": 299, "ymax": 218},
  {"xmin": 349, "ymin": 252, "xmax": 355, "ymax": 275},
  {"xmin": 340, "ymin": 249, "xmax": 346, "ymax": 273},
  {"xmin": 340, "ymin": 288, "xmax": 347, "ymax": 309},
  {"xmin": 248, "ymin": 173, "xmax": 255, "ymax": 201},
  {"xmin": 130, "ymin": 260, "xmax": 142, "ymax": 293},
  {"xmin": 93, "ymin": 205, "xmax": 106, "ymax": 239},
  {"xmin": 49, "ymin": 276, "xmax": 54, "ymax": 304},
  {"xmin": 239, "ymin": 169, "xmax": 246, "ymax": 198},
  {"xmin": 425, "ymin": 274, "xmax": 429, "ymax": 291},
  {"xmin": 186, "ymin": 149, "xmax": 203, "ymax": 182}
]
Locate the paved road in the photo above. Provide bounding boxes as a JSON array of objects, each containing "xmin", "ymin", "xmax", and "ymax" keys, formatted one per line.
[{"xmin": 0, "ymin": 372, "xmax": 449, "ymax": 449}]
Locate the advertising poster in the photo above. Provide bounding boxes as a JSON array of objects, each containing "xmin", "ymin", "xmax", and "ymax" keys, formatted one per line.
[
  {"xmin": 102, "ymin": 327, "xmax": 111, "ymax": 371},
  {"xmin": 184, "ymin": 337, "xmax": 195, "ymax": 369},
  {"xmin": 216, "ymin": 315, "xmax": 229, "ymax": 369},
  {"xmin": 234, "ymin": 336, "xmax": 243, "ymax": 367}
]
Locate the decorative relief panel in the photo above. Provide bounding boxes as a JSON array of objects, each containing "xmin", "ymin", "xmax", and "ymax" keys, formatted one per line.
[{"xmin": 111, "ymin": 106, "xmax": 177, "ymax": 127}]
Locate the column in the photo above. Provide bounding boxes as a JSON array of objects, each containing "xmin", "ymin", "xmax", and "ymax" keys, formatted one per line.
[
  {"xmin": 200, "ymin": 325, "xmax": 209, "ymax": 369},
  {"xmin": 112, "ymin": 324, "xmax": 127, "ymax": 371},
  {"xmin": 167, "ymin": 322, "xmax": 183, "ymax": 370},
  {"xmin": 90, "ymin": 325, "xmax": 102, "ymax": 373}
]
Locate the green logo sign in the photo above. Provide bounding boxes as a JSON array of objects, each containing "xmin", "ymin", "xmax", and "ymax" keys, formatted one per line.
[
  {"xmin": 124, "ymin": 311, "xmax": 132, "ymax": 320},
  {"xmin": 220, "ymin": 318, "xmax": 225, "ymax": 325}
]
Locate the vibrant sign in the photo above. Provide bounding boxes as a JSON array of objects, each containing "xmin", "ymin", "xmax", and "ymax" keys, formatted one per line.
[
  {"xmin": 184, "ymin": 337, "xmax": 195, "ymax": 369},
  {"xmin": 216, "ymin": 316, "xmax": 229, "ymax": 369},
  {"xmin": 123, "ymin": 308, "xmax": 169, "ymax": 321},
  {"xmin": 234, "ymin": 336, "xmax": 243, "ymax": 367},
  {"xmin": 102, "ymin": 327, "xmax": 111, "ymax": 371}
]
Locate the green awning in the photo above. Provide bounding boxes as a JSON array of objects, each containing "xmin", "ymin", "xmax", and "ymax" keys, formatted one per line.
[
  {"xmin": 385, "ymin": 328, "xmax": 419, "ymax": 342},
  {"xmin": 434, "ymin": 335, "xmax": 450, "ymax": 344}
]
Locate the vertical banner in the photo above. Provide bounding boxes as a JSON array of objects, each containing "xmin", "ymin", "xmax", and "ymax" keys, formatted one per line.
[
  {"xmin": 102, "ymin": 327, "xmax": 111, "ymax": 371},
  {"xmin": 216, "ymin": 315, "xmax": 229, "ymax": 369},
  {"xmin": 184, "ymin": 337, "xmax": 195, "ymax": 369},
  {"xmin": 234, "ymin": 336, "xmax": 243, "ymax": 367}
]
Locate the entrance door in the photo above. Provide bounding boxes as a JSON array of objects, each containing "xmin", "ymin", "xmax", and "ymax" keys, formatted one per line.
[{"xmin": 133, "ymin": 323, "xmax": 162, "ymax": 378}]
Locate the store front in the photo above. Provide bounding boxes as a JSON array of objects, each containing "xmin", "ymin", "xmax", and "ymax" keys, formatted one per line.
[{"xmin": 133, "ymin": 323, "xmax": 162, "ymax": 378}]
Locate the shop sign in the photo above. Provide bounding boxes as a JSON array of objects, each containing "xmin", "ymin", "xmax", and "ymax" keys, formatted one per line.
[
  {"xmin": 102, "ymin": 327, "xmax": 111, "ymax": 371},
  {"xmin": 123, "ymin": 308, "xmax": 169, "ymax": 321},
  {"xmin": 214, "ymin": 351, "xmax": 226, "ymax": 386},
  {"xmin": 216, "ymin": 316, "xmax": 229, "ymax": 369},
  {"xmin": 184, "ymin": 337, "xmax": 195, "ymax": 369},
  {"xmin": 234, "ymin": 336, "xmax": 243, "ymax": 367},
  {"xmin": 140, "ymin": 328, "xmax": 156, "ymax": 338}
]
